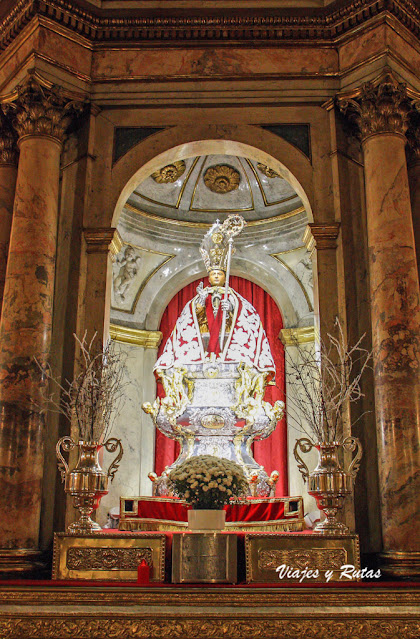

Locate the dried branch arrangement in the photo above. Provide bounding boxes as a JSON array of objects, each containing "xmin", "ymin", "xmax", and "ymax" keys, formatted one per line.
[
  {"xmin": 38, "ymin": 333, "xmax": 129, "ymax": 442},
  {"xmin": 286, "ymin": 319, "xmax": 371, "ymax": 443}
]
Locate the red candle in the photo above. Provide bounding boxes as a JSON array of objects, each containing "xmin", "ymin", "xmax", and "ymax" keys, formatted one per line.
[{"xmin": 137, "ymin": 559, "xmax": 150, "ymax": 584}]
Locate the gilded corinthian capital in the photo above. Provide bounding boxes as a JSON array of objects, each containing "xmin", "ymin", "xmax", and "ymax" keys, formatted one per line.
[
  {"xmin": 337, "ymin": 74, "xmax": 412, "ymax": 141},
  {"xmin": 2, "ymin": 72, "xmax": 85, "ymax": 144},
  {"xmin": 0, "ymin": 112, "xmax": 18, "ymax": 165}
]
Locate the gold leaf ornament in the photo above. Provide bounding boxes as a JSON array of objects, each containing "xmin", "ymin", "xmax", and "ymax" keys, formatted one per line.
[
  {"xmin": 204, "ymin": 164, "xmax": 241, "ymax": 194},
  {"xmin": 151, "ymin": 161, "xmax": 186, "ymax": 183},
  {"xmin": 257, "ymin": 163, "xmax": 280, "ymax": 178}
]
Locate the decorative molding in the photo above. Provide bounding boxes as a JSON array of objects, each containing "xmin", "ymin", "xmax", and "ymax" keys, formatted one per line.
[
  {"xmin": 109, "ymin": 324, "xmax": 162, "ymax": 349},
  {"xmin": 0, "ymin": 616, "xmax": 419, "ymax": 639},
  {"xmin": 258, "ymin": 548, "xmax": 346, "ymax": 571},
  {"xmin": 0, "ymin": 128, "xmax": 17, "ymax": 166},
  {"xmin": 124, "ymin": 201, "xmax": 305, "ymax": 229},
  {"xmin": 280, "ymin": 326, "xmax": 315, "ymax": 346},
  {"xmin": 380, "ymin": 550, "xmax": 420, "ymax": 579},
  {"xmin": 256, "ymin": 163, "xmax": 280, "ymax": 179},
  {"xmin": 337, "ymin": 73, "xmax": 414, "ymax": 142},
  {"xmin": 1, "ymin": 72, "xmax": 85, "ymax": 144},
  {"xmin": 303, "ymin": 223, "xmax": 340, "ymax": 254},
  {"xmin": 1, "ymin": 0, "xmax": 420, "ymax": 46},
  {"xmin": 84, "ymin": 228, "xmax": 118, "ymax": 254},
  {"xmin": 0, "ymin": 584, "xmax": 419, "ymax": 607},
  {"xmin": 109, "ymin": 229, "xmax": 123, "ymax": 260},
  {"xmin": 66, "ymin": 546, "xmax": 153, "ymax": 571}
]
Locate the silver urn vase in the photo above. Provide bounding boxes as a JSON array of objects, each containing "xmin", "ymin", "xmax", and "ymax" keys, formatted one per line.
[
  {"xmin": 56, "ymin": 436, "xmax": 123, "ymax": 533},
  {"xmin": 294, "ymin": 436, "xmax": 362, "ymax": 535}
]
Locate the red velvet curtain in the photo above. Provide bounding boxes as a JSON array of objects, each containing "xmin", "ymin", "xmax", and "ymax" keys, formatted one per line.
[{"xmin": 154, "ymin": 275, "xmax": 288, "ymax": 496}]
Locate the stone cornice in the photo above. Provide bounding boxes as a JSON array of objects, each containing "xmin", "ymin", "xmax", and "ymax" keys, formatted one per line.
[
  {"xmin": 0, "ymin": 0, "xmax": 419, "ymax": 48},
  {"xmin": 303, "ymin": 223, "xmax": 340, "ymax": 254},
  {"xmin": 84, "ymin": 227, "xmax": 118, "ymax": 254},
  {"xmin": 109, "ymin": 324, "xmax": 162, "ymax": 349},
  {"xmin": 280, "ymin": 326, "xmax": 315, "ymax": 346}
]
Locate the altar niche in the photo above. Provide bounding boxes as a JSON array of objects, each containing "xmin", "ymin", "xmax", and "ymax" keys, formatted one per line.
[{"xmin": 101, "ymin": 141, "xmax": 316, "ymax": 527}]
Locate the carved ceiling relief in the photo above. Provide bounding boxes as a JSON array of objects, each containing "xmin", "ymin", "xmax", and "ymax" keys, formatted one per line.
[
  {"xmin": 203, "ymin": 164, "xmax": 241, "ymax": 194},
  {"xmin": 151, "ymin": 161, "xmax": 186, "ymax": 183},
  {"xmin": 130, "ymin": 155, "xmax": 299, "ymax": 224},
  {"xmin": 257, "ymin": 163, "xmax": 280, "ymax": 179}
]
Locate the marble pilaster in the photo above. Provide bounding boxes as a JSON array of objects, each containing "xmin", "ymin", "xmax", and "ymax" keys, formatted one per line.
[
  {"xmin": 0, "ymin": 74, "xmax": 83, "ymax": 573},
  {"xmin": 0, "ymin": 118, "xmax": 18, "ymax": 314},
  {"xmin": 339, "ymin": 76, "xmax": 420, "ymax": 577},
  {"xmin": 303, "ymin": 222, "xmax": 341, "ymax": 342}
]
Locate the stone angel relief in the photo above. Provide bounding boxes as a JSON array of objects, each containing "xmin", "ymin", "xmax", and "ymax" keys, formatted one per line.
[{"xmin": 113, "ymin": 246, "xmax": 142, "ymax": 301}]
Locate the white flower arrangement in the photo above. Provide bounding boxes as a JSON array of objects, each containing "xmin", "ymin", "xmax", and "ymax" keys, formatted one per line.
[{"xmin": 168, "ymin": 455, "xmax": 248, "ymax": 510}]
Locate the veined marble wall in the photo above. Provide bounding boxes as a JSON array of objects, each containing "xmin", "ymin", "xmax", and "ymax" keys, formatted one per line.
[
  {"xmin": 97, "ymin": 341, "xmax": 158, "ymax": 525},
  {"xmin": 281, "ymin": 328, "xmax": 318, "ymax": 515}
]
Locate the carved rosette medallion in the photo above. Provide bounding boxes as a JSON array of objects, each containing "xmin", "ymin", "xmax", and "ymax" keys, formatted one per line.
[
  {"xmin": 257, "ymin": 163, "xmax": 280, "ymax": 178},
  {"xmin": 338, "ymin": 75, "xmax": 413, "ymax": 141},
  {"xmin": 2, "ymin": 73, "xmax": 85, "ymax": 144},
  {"xmin": 203, "ymin": 164, "xmax": 241, "ymax": 194},
  {"xmin": 151, "ymin": 161, "xmax": 186, "ymax": 183}
]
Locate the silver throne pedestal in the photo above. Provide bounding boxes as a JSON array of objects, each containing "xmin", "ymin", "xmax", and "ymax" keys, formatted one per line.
[{"xmin": 143, "ymin": 361, "xmax": 284, "ymax": 497}]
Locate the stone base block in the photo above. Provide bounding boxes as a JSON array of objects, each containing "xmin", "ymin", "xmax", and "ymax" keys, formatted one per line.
[
  {"xmin": 52, "ymin": 532, "xmax": 166, "ymax": 581},
  {"xmin": 380, "ymin": 551, "xmax": 420, "ymax": 579},
  {"xmin": 245, "ymin": 533, "xmax": 361, "ymax": 583},
  {"xmin": 172, "ymin": 532, "xmax": 237, "ymax": 584}
]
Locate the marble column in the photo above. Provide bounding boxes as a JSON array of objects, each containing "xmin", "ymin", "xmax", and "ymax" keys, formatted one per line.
[
  {"xmin": 0, "ymin": 119, "xmax": 18, "ymax": 314},
  {"xmin": 0, "ymin": 74, "xmax": 83, "ymax": 573},
  {"xmin": 340, "ymin": 76, "xmax": 420, "ymax": 577}
]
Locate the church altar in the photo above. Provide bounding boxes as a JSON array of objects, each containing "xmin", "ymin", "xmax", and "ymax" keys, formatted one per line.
[
  {"xmin": 52, "ymin": 529, "xmax": 361, "ymax": 585},
  {"xmin": 118, "ymin": 496, "xmax": 304, "ymax": 532}
]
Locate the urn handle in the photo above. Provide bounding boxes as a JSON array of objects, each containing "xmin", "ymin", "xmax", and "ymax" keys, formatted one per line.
[
  {"xmin": 342, "ymin": 436, "xmax": 363, "ymax": 479},
  {"xmin": 104, "ymin": 438, "xmax": 123, "ymax": 482},
  {"xmin": 293, "ymin": 438, "xmax": 314, "ymax": 484},
  {"xmin": 56, "ymin": 436, "xmax": 76, "ymax": 482}
]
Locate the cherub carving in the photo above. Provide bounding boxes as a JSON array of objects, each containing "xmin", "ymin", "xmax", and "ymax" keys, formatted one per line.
[
  {"xmin": 113, "ymin": 246, "xmax": 142, "ymax": 300},
  {"xmin": 295, "ymin": 254, "xmax": 313, "ymax": 292}
]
